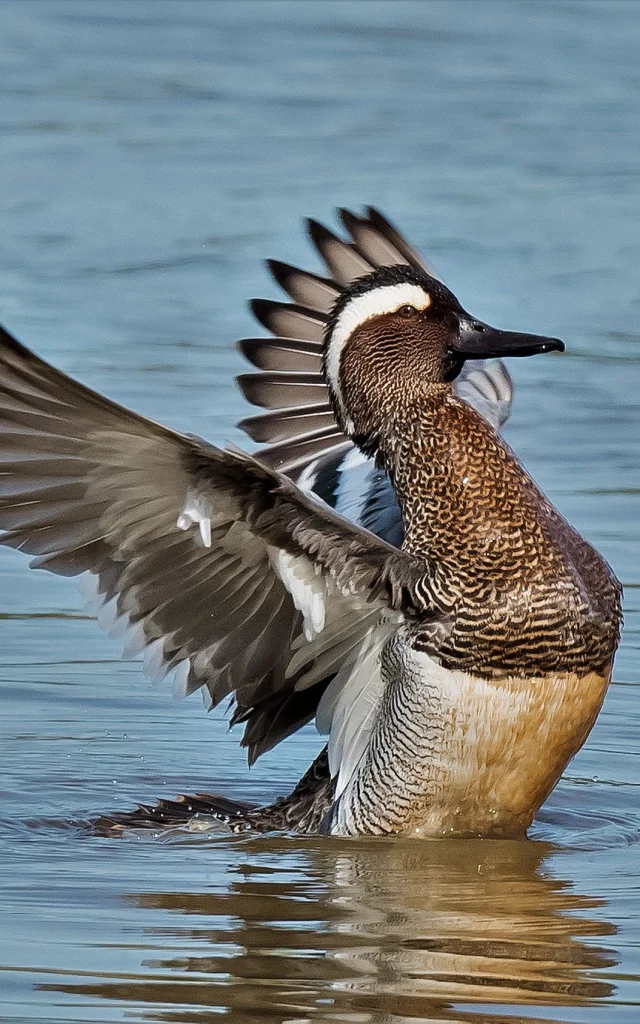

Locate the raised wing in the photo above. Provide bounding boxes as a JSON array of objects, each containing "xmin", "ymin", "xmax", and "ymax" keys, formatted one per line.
[
  {"xmin": 236, "ymin": 207, "xmax": 513, "ymax": 544},
  {"xmin": 0, "ymin": 325, "xmax": 427, "ymax": 762}
]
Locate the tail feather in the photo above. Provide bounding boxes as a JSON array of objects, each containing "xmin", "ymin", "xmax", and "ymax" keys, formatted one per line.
[
  {"xmin": 90, "ymin": 748, "xmax": 333, "ymax": 837},
  {"xmin": 91, "ymin": 791, "xmax": 253, "ymax": 836}
]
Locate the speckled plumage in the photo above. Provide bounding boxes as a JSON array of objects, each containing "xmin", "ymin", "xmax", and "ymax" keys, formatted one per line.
[
  {"xmin": 0, "ymin": 207, "xmax": 622, "ymax": 839},
  {"xmin": 344, "ymin": 375, "xmax": 620, "ymax": 679}
]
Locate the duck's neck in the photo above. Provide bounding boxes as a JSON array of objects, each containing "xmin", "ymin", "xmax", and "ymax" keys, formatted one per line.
[{"xmin": 373, "ymin": 383, "xmax": 535, "ymax": 566}]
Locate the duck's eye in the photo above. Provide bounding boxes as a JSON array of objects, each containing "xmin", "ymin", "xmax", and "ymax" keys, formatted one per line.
[{"xmin": 397, "ymin": 304, "xmax": 418, "ymax": 318}]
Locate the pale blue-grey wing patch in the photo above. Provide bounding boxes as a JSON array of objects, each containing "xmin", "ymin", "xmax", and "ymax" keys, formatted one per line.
[
  {"xmin": 298, "ymin": 448, "xmax": 403, "ymax": 548},
  {"xmin": 454, "ymin": 358, "xmax": 513, "ymax": 431}
]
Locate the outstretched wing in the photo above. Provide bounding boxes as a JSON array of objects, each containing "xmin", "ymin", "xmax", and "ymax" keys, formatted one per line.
[
  {"xmin": 236, "ymin": 207, "xmax": 513, "ymax": 545},
  {"xmin": 0, "ymin": 325, "xmax": 428, "ymax": 762}
]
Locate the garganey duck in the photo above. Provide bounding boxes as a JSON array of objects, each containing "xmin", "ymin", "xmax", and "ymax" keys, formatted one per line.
[{"xmin": 0, "ymin": 208, "xmax": 622, "ymax": 837}]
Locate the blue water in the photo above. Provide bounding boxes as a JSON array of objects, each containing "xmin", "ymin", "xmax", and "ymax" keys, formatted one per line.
[{"xmin": 1, "ymin": 2, "xmax": 639, "ymax": 1021}]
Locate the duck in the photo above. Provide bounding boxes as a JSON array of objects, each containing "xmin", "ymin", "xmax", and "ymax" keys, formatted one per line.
[{"xmin": 0, "ymin": 207, "xmax": 622, "ymax": 838}]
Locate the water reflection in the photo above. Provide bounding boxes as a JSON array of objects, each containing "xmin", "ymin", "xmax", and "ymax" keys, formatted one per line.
[{"xmin": 40, "ymin": 835, "xmax": 617, "ymax": 1023}]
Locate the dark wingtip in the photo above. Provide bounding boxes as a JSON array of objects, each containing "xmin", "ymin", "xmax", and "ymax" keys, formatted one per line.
[
  {"xmin": 306, "ymin": 217, "xmax": 335, "ymax": 246},
  {"xmin": 0, "ymin": 322, "xmax": 34, "ymax": 358},
  {"xmin": 236, "ymin": 413, "xmax": 265, "ymax": 441},
  {"xmin": 236, "ymin": 338, "xmax": 259, "ymax": 364},
  {"xmin": 264, "ymin": 258, "xmax": 291, "ymax": 289},
  {"xmin": 365, "ymin": 205, "xmax": 392, "ymax": 228},
  {"xmin": 249, "ymin": 298, "xmax": 276, "ymax": 331},
  {"xmin": 235, "ymin": 373, "xmax": 263, "ymax": 406},
  {"xmin": 337, "ymin": 207, "xmax": 359, "ymax": 232}
]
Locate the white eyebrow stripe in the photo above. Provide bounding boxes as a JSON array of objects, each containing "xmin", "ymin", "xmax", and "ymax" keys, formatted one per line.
[{"xmin": 326, "ymin": 283, "xmax": 431, "ymax": 419}]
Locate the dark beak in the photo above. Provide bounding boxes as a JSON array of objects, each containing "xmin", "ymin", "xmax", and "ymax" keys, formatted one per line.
[{"xmin": 452, "ymin": 315, "xmax": 565, "ymax": 359}]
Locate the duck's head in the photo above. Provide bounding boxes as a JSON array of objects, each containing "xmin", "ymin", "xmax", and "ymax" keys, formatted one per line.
[{"xmin": 323, "ymin": 265, "xmax": 563, "ymax": 445}]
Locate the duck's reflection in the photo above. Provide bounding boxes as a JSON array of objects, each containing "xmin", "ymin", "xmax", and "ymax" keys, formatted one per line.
[{"xmin": 40, "ymin": 835, "xmax": 617, "ymax": 1023}]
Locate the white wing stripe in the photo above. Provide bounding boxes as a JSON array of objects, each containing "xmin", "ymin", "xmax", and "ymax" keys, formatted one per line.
[
  {"xmin": 271, "ymin": 548, "xmax": 327, "ymax": 640},
  {"xmin": 177, "ymin": 489, "xmax": 213, "ymax": 548}
]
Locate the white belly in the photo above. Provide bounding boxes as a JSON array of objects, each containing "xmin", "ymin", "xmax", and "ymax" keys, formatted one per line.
[{"xmin": 330, "ymin": 632, "xmax": 611, "ymax": 837}]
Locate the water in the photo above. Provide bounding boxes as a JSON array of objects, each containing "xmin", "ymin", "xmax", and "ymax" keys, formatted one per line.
[{"xmin": 1, "ymin": 1, "xmax": 639, "ymax": 1020}]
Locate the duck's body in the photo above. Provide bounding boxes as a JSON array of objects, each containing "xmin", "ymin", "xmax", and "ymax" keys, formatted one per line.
[
  {"xmin": 0, "ymin": 207, "xmax": 622, "ymax": 838},
  {"xmin": 317, "ymin": 385, "xmax": 617, "ymax": 837}
]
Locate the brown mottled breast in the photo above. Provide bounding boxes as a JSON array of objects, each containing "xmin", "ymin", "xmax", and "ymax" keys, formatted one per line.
[{"xmin": 379, "ymin": 387, "xmax": 622, "ymax": 678}]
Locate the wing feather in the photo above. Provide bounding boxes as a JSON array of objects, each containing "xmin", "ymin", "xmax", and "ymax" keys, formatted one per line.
[
  {"xmin": 306, "ymin": 219, "xmax": 374, "ymax": 284},
  {"xmin": 237, "ymin": 337, "xmax": 323, "ymax": 373},
  {"xmin": 266, "ymin": 260, "xmax": 340, "ymax": 313},
  {"xmin": 250, "ymin": 299, "xmax": 327, "ymax": 343},
  {"xmin": 238, "ymin": 208, "xmax": 514, "ymax": 544},
  {"xmin": 236, "ymin": 372, "xmax": 330, "ymax": 410},
  {"xmin": 238, "ymin": 404, "xmax": 335, "ymax": 444},
  {"xmin": 0, "ymin": 324, "xmax": 427, "ymax": 762}
]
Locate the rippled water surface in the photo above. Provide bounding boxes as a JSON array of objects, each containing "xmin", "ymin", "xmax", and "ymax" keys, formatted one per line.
[{"xmin": 1, "ymin": 2, "xmax": 640, "ymax": 1021}]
